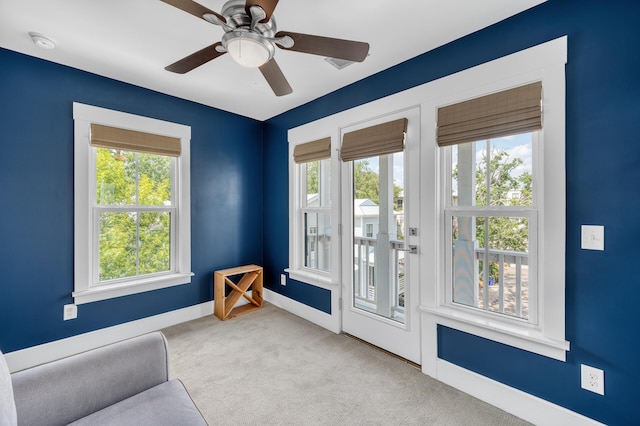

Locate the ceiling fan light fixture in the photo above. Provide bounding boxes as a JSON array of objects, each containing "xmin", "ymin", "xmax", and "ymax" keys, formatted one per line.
[{"xmin": 222, "ymin": 31, "xmax": 274, "ymax": 68}]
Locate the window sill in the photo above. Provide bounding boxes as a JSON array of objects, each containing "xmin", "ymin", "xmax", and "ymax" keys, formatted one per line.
[
  {"xmin": 420, "ymin": 304, "xmax": 570, "ymax": 361},
  {"xmin": 285, "ymin": 268, "xmax": 337, "ymax": 290},
  {"xmin": 73, "ymin": 272, "xmax": 194, "ymax": 305}
]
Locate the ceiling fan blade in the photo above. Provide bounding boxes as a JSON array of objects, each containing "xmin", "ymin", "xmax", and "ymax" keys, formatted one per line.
[
  {"xmin": 161, "ymin": 0, "xmax": 226, "ymax": 23},
  {"xmin": 165, "ymin": 42, "xmax": 226, "ymax": 74},
  {"xmin": 275, "ymin": 31, "xmax": 369, "ymax": 62},
  {"xmin": 259, "ymin": 58, "xmax": 292, "ymax": 96},
  {"xmin": 245, "ymin": 0, "xmax": 279, "ymax": 23}
]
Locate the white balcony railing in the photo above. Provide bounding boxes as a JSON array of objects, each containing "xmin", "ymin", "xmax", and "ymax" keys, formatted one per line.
[
  {"xmin": 475, "ymin": 248, "xmax": 529, "ymax": 319},
  {"xmin": 353, "ymin": 237, "xmax": 529, "ymax": 321},
  {"xmin": 353, "ymin": 237, "xmax": 406, "ymax": 321}
]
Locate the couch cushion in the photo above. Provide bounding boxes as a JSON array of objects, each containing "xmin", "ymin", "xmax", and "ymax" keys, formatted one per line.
[
  {"xmin": 67, "ymin": 379, "xmax": 207, "ymax": 426},
  {"xmin": 12, "ymin": 332, "xmax": 170, "ymax": 426},
  {"xmin": 0, "ymin": 349, "xmax": 18, "ymax": 426}
]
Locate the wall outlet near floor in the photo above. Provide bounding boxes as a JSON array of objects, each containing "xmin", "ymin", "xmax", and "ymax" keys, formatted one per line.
[
  {"xmin": 280, "ymin": 274, "xmax": 287, "ymax": 286},
  {"xmin": 581, "ymin": 364, "xmax": 604, "ymax": 395},
  {"xmin": 63, "ymin": 304, "xmax": 77, "ymax": 321}
]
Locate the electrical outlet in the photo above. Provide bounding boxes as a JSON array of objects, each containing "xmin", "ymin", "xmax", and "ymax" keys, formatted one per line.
[
  {"xmin": 63, "ymin": 304, "xmax": 77, "ymax": 321},
  {"xmin": 581, "ymin": 364, "xmax": 604, "ymax": 395},
  {"xmin": 280, "ymin": 274, "xmax": 287, "ymax": 286}
]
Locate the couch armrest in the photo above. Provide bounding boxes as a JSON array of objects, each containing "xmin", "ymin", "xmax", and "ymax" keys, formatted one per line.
[{"xmin": 11, "ymin": 331, "xmax": 170, "ymax": 426}]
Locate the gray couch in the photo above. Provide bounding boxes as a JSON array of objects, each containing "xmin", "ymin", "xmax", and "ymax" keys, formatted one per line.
[{"xmin": 0, "ymin": 332, "xmax": 207, "ymax": 426}]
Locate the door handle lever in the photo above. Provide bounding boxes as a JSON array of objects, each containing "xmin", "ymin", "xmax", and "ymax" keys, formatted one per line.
[{"xmin": 397, "ymin": 245, "xmax": 418, "ymax": 254}]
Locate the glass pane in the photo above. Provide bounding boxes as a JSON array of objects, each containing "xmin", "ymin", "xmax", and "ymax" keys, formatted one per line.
[
  {"xmin": 320, "ymin": 159, "xmax": 331, "ymax": 208},
  {"xmin": 139, "ymin": 212, "xmax": 171, "ymax": 275},
  {"xmin": 303, "ymin": 159, "xmax": 330, "ymax": 208},
  {"xmin": 96, "ymin": 148, "xmax": 135, "ymax": 205},
  {"xmin": 353, "ymin": 153, "xmax": 405, "ymax": 324},
  {"xmin": 451, "ymin": 215, "xmax": 529, "ymax": 320},
  {"xmin": 488, "ymin": 135, "xmax": 533, "ymax": 207},
  {"xmin": 451, "ymin": 133, "xmax": 534, "ymax": 207},
  {"xmin": 304, "ymin": 161, "xmax": 318, "ymax": 207},
  {"xmin": 138, "ymin": 153, "xmax": 172, "ymax": 206},
  {"xmin": 99, "ymin": 212, "xmax": 136, "ymax": 281},
  {"xmin": 304, "ymin": 211, "xmax": 331, "ymax": 272}
]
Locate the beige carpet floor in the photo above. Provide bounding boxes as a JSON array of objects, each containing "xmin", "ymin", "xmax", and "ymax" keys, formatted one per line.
[{"xmin": 162, "ymin": 302, "xmax": 531, "ymax": 426}]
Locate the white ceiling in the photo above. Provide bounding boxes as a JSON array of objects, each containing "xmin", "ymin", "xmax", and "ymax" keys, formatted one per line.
[{"xmin": 0, "ymin": 0, "xmax": 544, "ymax": 121}]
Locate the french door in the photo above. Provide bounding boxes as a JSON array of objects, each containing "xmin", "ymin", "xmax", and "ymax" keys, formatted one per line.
[{"xmin": 341, "ymin": 107, "xmax": 421, "ymax": 364}]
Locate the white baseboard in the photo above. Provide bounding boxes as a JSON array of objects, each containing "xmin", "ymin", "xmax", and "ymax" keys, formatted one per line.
[
  {"xmin": 435, "ymin": 359, "xmax": 605, "ymax": 426},
  {"xmin": 264, "ymin": 289, "xmax": 340, "ymax": 334},
  {"xmin": 5, "ymin": 301, "xmax": 213, "ymax": 373}
]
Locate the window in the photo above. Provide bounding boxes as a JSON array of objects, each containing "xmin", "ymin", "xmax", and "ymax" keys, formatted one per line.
[
  {"xmin": 287, "ymin": 136, "xmax": 339, "ymax": 288},
  {"xmin": 365, "ymin": 223, "xmax": 374, "ymax": 238},
  {"xmin": 95, "ymin": 147, "xmax": 173, "ymax": 281},
  {"xmin": 438, "ymin": 81, "xmax": 542, "ymax": 323},
  {"xmin": 446, "ymin": 133, "xmax": 537, "ymax": 322},
  {"xmin": 302, "ymin": 159, "xmax": 331, "ymax": 272},
  {"xmin": 73, "ymin": 103, "xmax": 192, "ymax": 304}
]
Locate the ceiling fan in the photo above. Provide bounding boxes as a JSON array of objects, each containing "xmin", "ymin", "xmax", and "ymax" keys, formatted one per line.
[{"xmin": 161, "ymin": 0, "xmax": 370, "ymax": 96}]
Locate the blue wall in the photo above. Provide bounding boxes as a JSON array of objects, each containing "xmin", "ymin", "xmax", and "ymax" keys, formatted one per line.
[
  {"xmin": 1, "ymin": 0, "xmax": 639, "ymax": 423},
  {"xmin": 0, "ymin": 49, "xmax": 263, "ymax": 353},
  {"xmin": 262, "ymin": 1, "xmax": 640, "ymax": 424}
]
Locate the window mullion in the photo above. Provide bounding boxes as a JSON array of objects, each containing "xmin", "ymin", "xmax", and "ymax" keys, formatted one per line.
[
  {"xmin": 135, "ymin": 211, "xmax": 140, "ymax": 277},
  {"xmin": 485, "ymin": 140, "xmax": 491, "ymax": 206},
  {"xmin": 483, "ymin": 215, "xmax": 489, "ymax": 311},
  {"xmin": 135, "ymin": 153, "xmax": 140, "ymax": 277},
  {"xmin": 482, "ymin": 140, "xmax": 490, "ymax": 312}
]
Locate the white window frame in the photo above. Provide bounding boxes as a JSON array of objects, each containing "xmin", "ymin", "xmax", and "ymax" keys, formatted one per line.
[
  {"xmin": 287, "ymin": 131, "xmax": 341, "ymax": 290},
  {"xmin": 73, "ymin": 103, "xmax": 192, "ymax": 304},
  {"xmin": 421, "ymin": 36, "xmax": 569, "ymax": 362},
  {"xmin": 285, "ymin": 37, "xmax": 568, "ymax": 362}
]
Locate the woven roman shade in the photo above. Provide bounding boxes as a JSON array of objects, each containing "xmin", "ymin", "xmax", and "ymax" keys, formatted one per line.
[
  {"xmin": 90, "ymin": 123, "xmax": 181, "ymax": 157},
  {"xmin": 437, "ymin": 81, "xmax": 542, "ymax": 147},
  {"xmin": 340, "ymin": 118, "xmax": 408, "ymax": 162},
  {"xmin": 293, "ymin": 137, "xmax": 331, "ymax": 163}
]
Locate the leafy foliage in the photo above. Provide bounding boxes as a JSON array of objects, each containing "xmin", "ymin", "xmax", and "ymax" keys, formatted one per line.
[
  {"xmin": 307, "ymin": 159, "xmax": 403, "ymax": 210},
  {"xmin": 353, "ymin": 159, "xmax": 403, "ymax": 211},
  {"xmin": 453, "ymin": 146, "xmax": 532, "ymax": 281},
  {"xmin": 473, "ymin": 149, "xmax": 531, "ymax": 253},
  {"xmin": 96, "ymin": 149, "xmax": 172, "ymax": 281}
]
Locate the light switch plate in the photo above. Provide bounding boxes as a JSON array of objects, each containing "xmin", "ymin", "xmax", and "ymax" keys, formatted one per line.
[{"xmin": 581, "ymin": 225, "xmax": 604, "ymax": 251}]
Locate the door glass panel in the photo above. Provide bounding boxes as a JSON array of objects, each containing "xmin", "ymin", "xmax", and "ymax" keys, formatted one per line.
[{"xmin": 352, "ymin": 153, "xmax": 405, "ymax": 323}]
